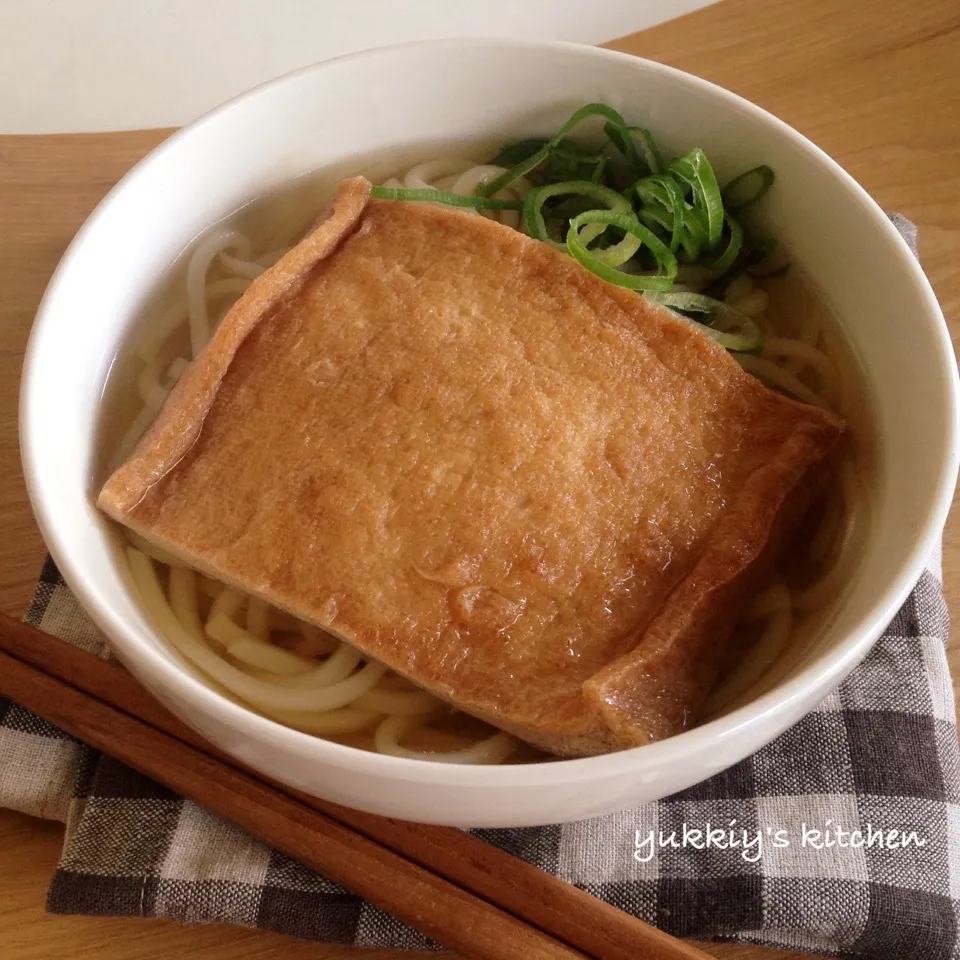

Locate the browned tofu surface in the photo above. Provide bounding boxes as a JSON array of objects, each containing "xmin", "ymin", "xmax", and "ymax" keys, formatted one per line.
[{"xmin": 99, "ymin": 176, "xmax": 844, "ymax": 756}]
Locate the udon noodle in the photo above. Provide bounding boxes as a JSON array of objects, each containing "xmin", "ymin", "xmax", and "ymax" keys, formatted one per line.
[{"xmin": 116, "ymin": 153, "xmax": 861, "ymax": 762}]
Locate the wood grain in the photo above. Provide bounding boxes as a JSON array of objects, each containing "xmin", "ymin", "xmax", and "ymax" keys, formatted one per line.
[
  {"xmin": 0, "ymin": 0, "xmax": 958, "ymax": 957},
  {"xmin": 0, "ymin": 129, "xmax": 171, "ymax": 615},
  {"xmin": 0, "ymin": 646, "xmax": 605, "ymax": 960}
]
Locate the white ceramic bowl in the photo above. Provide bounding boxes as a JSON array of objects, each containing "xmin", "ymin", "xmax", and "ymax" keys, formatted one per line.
[{"xmin": 20, "ymin": 39, "xmax": 959, "ymax": 827}]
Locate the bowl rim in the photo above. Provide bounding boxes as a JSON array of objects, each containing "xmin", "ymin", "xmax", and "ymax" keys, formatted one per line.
[{"xmin": 20, "ymin": 36, "xmax": 960, "ymax": 788}]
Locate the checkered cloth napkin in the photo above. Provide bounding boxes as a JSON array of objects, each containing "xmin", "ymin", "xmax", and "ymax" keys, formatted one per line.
[{"xmin": 4, "ymin": 217, "xmax": 959, "ymax": 959}]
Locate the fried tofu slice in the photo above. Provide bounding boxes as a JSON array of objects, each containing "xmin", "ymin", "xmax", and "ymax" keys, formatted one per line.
[{"xmin": 99, "ymin": 176, "xmax": 844, "ymax": 757}]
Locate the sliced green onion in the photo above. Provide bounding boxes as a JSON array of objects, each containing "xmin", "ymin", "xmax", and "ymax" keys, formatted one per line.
[
  {"xmin": 751, "ymin": 262, "xmax": 790, "ymax": 279},
  {"xmin": 550, "ymin": 144, "xmax": 608, "ymax": 183},
  {"xmin": 706, "ymin": 213, "xmax": 744, "ymax": 274},
  {"xmin": 481, "ymin": 103, "xmax": 632, "ymax": 198},
  {"xmin": 723, "ymin": 165, "xmax": 775, "ymax": 211},
  {"xmin": 646, "ymin": 291, "xmax": 764, "ymax": 352},
  {"xmin": 678, "ymin": 205, "xmax": 708, "ymax": 261},
  {"xmin": 627, "ymin": 127, "xmax": 665, "ymax": 175},
  {"xmin": 647, "ymin": 291, "xmax": 726, "ymax": 314},
  {"xmin": 493, "ymin": 138, "xmax": 550, "ymax": 168},
  {"xmin": 604, "ymin": 123, "xmax": 665, "ymax": 179},
  {"xmin": 703, "ymin": 234, "xmax": 778, "ymax": 298},
  {"xmin": 477, "ymin": 140, "xmax": 546, "ymax": 196},
  {"xmin": 604, "ymin": 123, "xmax": 642, "ymax": 179},
  {"xmin": 523, "ymin": 181, "xmax": 638, "ymax": 264},
  {"xmin": 669, "ymin": 149, "xmax": 724, "ymax": 249},
  {"xmin": 638, "ymin": 207, "xmax": 673, "ymax": 236},
  {"xmin": 745, "ymin": 236, "xmax": 790, "ymax": 277},
  {"xmin": 633, "ymin": 174, "xmax": 686, "ymax": 251},
  {"xmin": 370, "ymin": 185, "xmax": 521, "ymax": 211},
  {"xmin": 705, "ymin": 320, "xmax": 764, "ymax": 352},
  {"xmin": 541, "ymin": 193, "xmax": 601, "ymax": 223},
  {"xmin": 566, "ymin": 210, "xmax": 677, "ymax": 291}
]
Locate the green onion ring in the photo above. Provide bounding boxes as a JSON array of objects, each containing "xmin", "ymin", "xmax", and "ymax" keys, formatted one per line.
[
  {"xmin": 370, "ymin": 185, "xmax": 521, "ymax": 211},
  {"xmin": 638, "ymin": 207, "xmax": 674, "ymax": 236},
  {"xmin": 669, "ymin": 149, "xmax": 724, "ymax": 249},
  {"xmin": 604, "ymin": 122, "xmax": 642, "ymax": 179},
  {"xmin": 627, "ymin": 127, "xmax": 665, "ymax": 175},
  {"xmin": 706, "ymin": 213, "xmax": 744, "ymax": 274},
  {"xmin": 634, "ymin": 174, "xmax": 686, "ymax": 251},
  {"xmin": 723, "ymin": 165, "xmax": 775, "ymax": 211},
  {"xmin": 493, "ymin": 138, "xmax": 549, "ymax": 168},
  {"xmin": 551, "ymin": 144, "xmax": 608, "ymax": 182},
  {"xmin": 523, "ymin": 181, "xmax": 639, "ymax": 265},
  {"xmin": 605, "ymin": 123, "xmax": 665, "ymax": 179},
  {"xmin": 646, "ymin": 291, "xmax": 764, "ymax": 352},
  {"xmin": 566, "ymin": 210, "xmax": 677, "ymax": 291},
  {"xmin": 481, "ymin": 103, "xmax": 633, "ymax": 197},
  {"xmin": 678, "ymin": 205, "xmax": 707, "ymax": 261}
]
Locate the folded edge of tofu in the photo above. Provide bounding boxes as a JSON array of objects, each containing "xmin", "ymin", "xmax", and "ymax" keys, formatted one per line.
[{"xmin": 98, "ymin": 176, "xmax": 373, "ymax": 515}]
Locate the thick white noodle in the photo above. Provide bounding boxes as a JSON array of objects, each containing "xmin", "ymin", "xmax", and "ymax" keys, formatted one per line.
[
  {"xmin": 449, "ymin": 165, "xmax": 511, "ymax": 196},
  {"xmin": 186, "ymin": 230, "xmax": 252, "ymax": 357},
  {"xmin": 123, "ymin": 529, "xmax": 186, "ymax": 568},
  {"xmin": 449, "ymin": 164, "xmax": 531, "ymax": 228},
  {"xmin": 374, "ymin": 715, "xmax": 516, "ymax": 764},
  {"xmin": 130, "ymin": 546, "xmax": 388, "ymax": 712},
  {"xmin": 430, "ymin": 174, "xmax": 463, "ymax": 191},
  {"xmin": 246, "ymin": 597, "xmax": 270, "ymax": 642},
  {"xmin": 724, "ymin": 275, "xmax": 753, "ymax": 303},
  {"xmin": 168, "ymin": 566, "xmax": 205, "ymax": 641},
  {"xmin": 272, "ymin": 645, "xmax": 363, "ymax": 689},
  {"xmin": 793, "ymin": 461, "xmax": 859, "ymax": 614},
  {"xmin": 722, "ymin": 267, "xmax": 856, "ymax": 704},
  {"xmin": 731, "ymin": 289, "xmax": 769, "ymax": 318},
  {"xmin": 355, "ymin": 687, "xmax": 438, "ymax": 716},
  {"xmin": 399, "ymin": 159, "xmax": 530, "ymax": 229},
  {"xmin": 167, "ymin": 357, "xmax": 190, "ymax": 381},
  {"xmin": 136, "ymin": 300, "xmax": 188, "ymax": 364},
  {"xmin": 735, "ymin": 353, "xmax": 828, "ymax": 408},
  {"xmin": 784, "ymin": 306, "xmax": 822, "ymax": 375},
  {"xmin": 296, "ymin": 621, "xmax": 339, "ymax": 657},
  {"xmin": 226, "ymin": 635, "xmax": 320, "ymax": 677},
  {"xmin": 136, "ymin": 354, "xmax": 174, "ymax": 408},
  {"xmin": 207, "ymin": 586, "xmax": 243, "ymax": 626},
  {"xmin": 114, "ymin": 404, "xmax": 162, "ymax": 465},
  {"xmin": 268, "ymin": 707, "xmax": 380, "ymax": 736},
  {"xmin": 206, "ymin": 613, "xmax": 318, "ymax": 677},
  {"xmin": 219, "ymin": 250, "xmax": 266, "ymax": 279},
  {"xmin": 762, "ymin": 337, "xmax": 839, "ymax": 407},
  {"xmin": 742, "ymin": 582, "xmax": 791, "ymax": 623},
  {"xmin": 403, "ymin": 158, "xmax": 475, "ymax": 190},
  {"xmin": 258, "ymin": 247, "xmax": 289, "ymax": 268},
  {"xmin": 800, "ymin": 311, "xmax": 821, "ymax": 344},
  {"xmin": 809, "ymin": 494, "xmax": 843, "ymax": 564},
  {"xmin": 704, "ymin": 583, "xmax": 793, "ymax": 714},
  {"xmin": 137, "ymin": 278, "xmax": 251, "ymax": 364}
]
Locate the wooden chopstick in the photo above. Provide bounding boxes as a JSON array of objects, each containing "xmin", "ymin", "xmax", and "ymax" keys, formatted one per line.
[
  {"xmin": 0, "ymin": 642, "xmax": 585, "ymax": 960},
  {"xmin": 0, "ymin": 611, "xmax": 715, "ymax": 960}
]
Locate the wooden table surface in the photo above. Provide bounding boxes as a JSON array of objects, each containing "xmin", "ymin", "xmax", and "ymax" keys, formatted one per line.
[{"xmin": 1, "ymin": 0, "xmax": 958, "ymax": 957}]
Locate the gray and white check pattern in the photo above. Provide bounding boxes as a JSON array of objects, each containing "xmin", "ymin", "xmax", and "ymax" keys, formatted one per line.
[{"xmin": 2, "ymin": 217, "xmax": 957, "ymax": 959}]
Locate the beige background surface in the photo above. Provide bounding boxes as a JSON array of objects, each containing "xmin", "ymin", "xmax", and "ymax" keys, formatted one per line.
[{"xmin": 1, "ymin": 0, "xmax": 958, "ymax": 956}]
